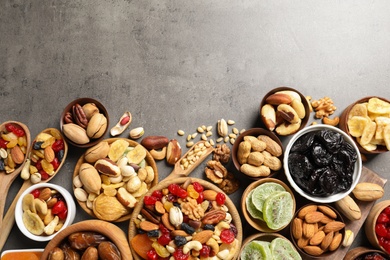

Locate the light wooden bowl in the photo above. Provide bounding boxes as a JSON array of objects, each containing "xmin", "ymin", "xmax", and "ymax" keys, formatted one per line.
[
  {"xmin": 344, "ymin": 246, "xmax": 389, "ymax": 260},
  {"xmin": 339, "ymin": 96, "xmax": 390, "ymax": 154},
  {"xmin": 365, "ymin": 200, "xmax": 390, "ymax": 255},
  {"xmin": 128, "ymin": 177, "xmax": 243, "ymax": 260},
  {"xmin": 40, "ymin": 219, "xmax": 132, "ymax": 260},
  {"xmin": 241, "ymin": 178, "xmax": 295, "ymax": 232},
  {"xmin": 231, "ymin": 128, "xmax": 283, "ymax": 180},
  {"xmin": 259, "ymin": 86, "xmax": 310, "ymax": 136},
  {"xmin": 73, "ymin": 138, "xmax": 158, "ymax": 222}
]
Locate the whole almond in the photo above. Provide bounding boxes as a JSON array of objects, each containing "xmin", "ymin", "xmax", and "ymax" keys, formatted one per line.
[
  {"xmin": 303, "ymin": 245, "xmax": 324, "ymax": 256},
  {"xmin": 139, "ymin": 221, "xmax": 159, "ymax": 231},
  {"xmin": 324, "ymin": 221, "xmax": 345, "ymax": 233},
  {"xmin": 44, "ymin": 146, "xmax": 55, "ymax": 163},
  {"xmin": 38, "ymin": 187, "xmax": 52, "ymax": 201},
  {"xmin": 321, "ymin": 231, "xmax": 334, "ymax": 251},
  {"xmin": 297, "ymin": 237, "xmax": 309, "ymax": 248},
  {"xmin": 203, "ymin": 189, "xmax": 218, "ymax": 201},
  {"xmin": 305, "ymin": 211, "xmax": 324, "ymax": 224},
  {"xmin": 161, "ymin": 213, "xmax": 175, "ymax": 231},
  {"xmin": 292, "ymin": 218, "xmax": 303, "ymax": 240},
  {"xmin": 10, "ymin": 145, "xmax": 25, "ymax": 164},
  {"xmin": 192, "ymin": 230, "xmax": 213, "ymax": 244},
  {"xmin": 320, "ymin": 215, "xmax": 334, "ymax": 225},
  {"xmin": 298, "ymin": 205, "xmax": 318, "ymax": 219},
  {"xmin": 318, "ymin": 205, "xmax": 337, "ymax": 219},
  {"xmin": 309, "ymin": 231, "xmax": 325, "ymax": 246},
  {"xmin": 303, "ymin": 222, "xmax": 316, "ymax": 239},
  {"xmin": 329, "ymin": 232, "xmax": 343, "ymax": 251}
]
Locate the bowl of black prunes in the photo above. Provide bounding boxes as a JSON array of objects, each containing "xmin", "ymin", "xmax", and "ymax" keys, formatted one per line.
[{"xmin": 284, "ymin": 124, "xmax": 362, "ymax": 203}]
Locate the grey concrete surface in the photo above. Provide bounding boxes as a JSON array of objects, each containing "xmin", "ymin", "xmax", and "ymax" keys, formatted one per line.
[{"xmin": 1, "ymin": 0, "xmax": 390, "ymax": 257}]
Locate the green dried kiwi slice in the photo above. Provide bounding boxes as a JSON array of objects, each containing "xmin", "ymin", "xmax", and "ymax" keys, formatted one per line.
[
  {"xmin": 263, "ymin": 191, "xmax": 294, "ymax": 230},
  {"xmin": 240, "ymin": 240, "xmax": 272, "ymax": 260},
  {"xmin": 246, "ymin": 190, "xmax": 264, "ymax": 220},
  {"xmin": 251, "ymin": 182, "xmax": 285, "ymax": 212},
  {"xmin": 270, "ymin": 237, "xmax": 302, "ymax": 260}
]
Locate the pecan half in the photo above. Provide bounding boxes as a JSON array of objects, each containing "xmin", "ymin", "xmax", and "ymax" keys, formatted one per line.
[
  {"xmin": 64, "ymin": 111, "xmax": 74, "ymax": 124},
  {"xmin": 201, "ymin": 209, "xmax": 226, "ymax": 225},
  {"xmin": 73, "ymin": 103, "xmax": 89, "ymax": 128}
]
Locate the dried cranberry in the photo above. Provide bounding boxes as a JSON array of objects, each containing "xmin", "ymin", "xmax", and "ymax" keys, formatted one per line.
[
  {"xmin": 172, "ymin": 248, "xmax": 189, "ymax": 260},
  {"xmin": 159, "ymin": 224, "xmax": 170, "ymax": 234},
  {"xmin": 51, "ymin": 157, "xmax": 60, "ymax": 170},
  {"xmin": 220, "ymin": 229, "xmax": 235, "ymax": 244},
  {"xmin": 5, "ymin": 123, "xmax": 25, "ymax": 137},
  {"xmin": 40, "ymin": 170, "xmax": 49, "ymax": 180},
  {"xmin": 157, "ymin": 233, "xmax": 171, "ymax": 246},
  {"xmin": 196, "ymin": 192, "xmax": 204, "ymax": 204},
  {"xmin": 146, "ymin": 249, "xmax": 158, "ymax": 260},
  {"xmin": 377, "ymin": 213, "xmax": 390, "ymax": 224},
  {"xmin": 144, "ymin": 195, "xmax": 158, "ymax": 205},
  {"xmin": 376, "ymin": 223, "xmax": 388, "ymax": 237},
  {"xmin": 0, "ymin": 139, "xmax": 8, "ymax": 149},
  {"xmin": 52, "ymin": 139, "xmax": 64, "ymax": 153},
  {"xmin": 152, "ymin": 190, "xmax": 163, "ymax": 201},
  {"xmin": 57, "ymin": 208, "xmax": 68, "ymax": 220},
  {"xmin": 52, "ymin": 200, "xmax": 66, "ymax": 215},
  {"xmin": 192, "ymin": 182, "xmax": 204, "ymax": 192},
  {"xmin": 176, "ymin": 188, "xmax": 188, "ymax": 199},
  {"xmin": 384, "ymin": 206, "xmax": 390, "ymax": 216},
  {"xmin": 216, "ymin": 192, "xmax": 226, "ymax": 205},
  {"xmin": 30, "ymin": 189, "xmax": 40, "ymax": 198},
  {"xmin": 199, "ymin": 245, "xmax": 210, "ymax": 258},
  {"xmin": 35, "ymin": 160, "xmax": 42, "ymax": 170},
  {"xmin": 168, "ymin": 184, "xmax": 180, "ymax": 195}
]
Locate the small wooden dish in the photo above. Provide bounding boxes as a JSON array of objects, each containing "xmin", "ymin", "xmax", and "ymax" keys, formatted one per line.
[
  {"xmin": 73, "ymin": 138, "xmax": 158, "ymax": 222},
  {"xmin": 339, "ymin": 96, "xmax": 390, "ymax": 154},
  {"xmin": 365, "ymin": 200, "xmax": 390, "ymax": 255},
  {"xmin": 344, "ymin": 246, "xmax": 389, "ymax": 260},
  {"xmin": 231, "ymin": 128, "xmax": 283, "ymax": 180},
  {"xmin": 40, "ymin": 219, "xmax": 132, "ymax": 260},
  {"xmin": 60, "ymin": 97, "xmax": 109, "ymax": 148},
  {"xmin": 128, "ymin": 177, "xmax": 243, "ymax": 260},
  {"xmin": 241, "ymin": 178, "xmax": 295, "ymax": 232},
  {"xmin": 259, "ymin": 86, "xmax": 310, "ymax": 136}
]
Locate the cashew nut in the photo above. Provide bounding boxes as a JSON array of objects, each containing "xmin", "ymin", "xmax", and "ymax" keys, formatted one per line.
[
  {"xmin": 322, "ymin": 116, "xmax": 340, "ymax": 126},
  {"xmin": 21, "ymin": 159, "xmax": 31, "ymax": 180},
  {"xmin": 144, "ymin": 166, "xmax": 155, "ymax": 184},
  {"xmin": 217, "ymin": 249, "xmax": 229, "ymax": 259},
  {"xmin": 206, "ymin": 238, "xmax": 220, "ymax": 255},
  {"xmin": 224, "ymin": 212, "xmax": 232, "ymax": 223},
  {"xmin": 43, "ymin": 215, "xmax": 59, "ymax": 235},
  {"xmin": 150, "ymin": 147, "xmax": 167, "ymax": 161},
  {"xmin": 183, "ymin": 241, "xmax": 202, "ymax": 254}
]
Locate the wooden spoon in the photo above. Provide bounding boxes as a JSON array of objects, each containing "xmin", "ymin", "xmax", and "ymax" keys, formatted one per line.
[
  {"xmin": 0, "ymin": 121, "xmax": 31, "ymax": 234},
  {"xmin": 163, "ymin": 140, "xmax": 214, "ymax": 181},
  {"xmin": 0, "ymin": 128, "xmax": 68, "ymax": 251}
]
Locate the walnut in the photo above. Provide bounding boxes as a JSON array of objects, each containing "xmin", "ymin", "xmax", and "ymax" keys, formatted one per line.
[
  {"xmin": 181, "ymin": 197, "xmax": 205, "ymax": 221},
  {"xmin": 218, "ymin": 172, "xmax": 240, "ymax": 195},
  {"xmin": 311, "ymin": 97, "xmax": 337, "ymax": 119},
  {"xmin": 213, "ymin": 144, "xmax": 230, "ymax": 164},
  {"xmin": 205, "ymin": 160, "xmax": 228, "ymax": 184}
]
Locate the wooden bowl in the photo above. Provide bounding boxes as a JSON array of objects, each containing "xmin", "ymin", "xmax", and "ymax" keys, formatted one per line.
[
  {"xmin": 290, "ymin": 203, "xmax": 345, "ymax": 258},
  {"xmin": 73, "ymin": 138, "xmax": 158, "ymax": 222},
  {"xmin": 128, "ymin": 177, "xmax": 243, "ymax": 260},
  {"xmin": 241, "ymin": 178, "xmax": 295, "ymax": 232},
  {"xmin": 259, "ymin": 86, "xmax": 310, "ymax": 136},
  {"xmin": 60, "ymin": 97, "xmax": 109, "ymax": 148},
  {"xmin": 239, "ymin": 233, "xmax": 300, "ymax": 260},
  {"xmin": 231, "ymin": 128, "xmax": 283, "ymax": 180},
  {"xmin": 365, "ymin": 200, "xmax": 390, "ymax": 255},
  {"xmin": 40, "ymin": 219, "xmax": 132, "ymax": 260},
  {"xmin": 0, "ymin": 121, "xmax": 31, "ymax": 175},
  {"xmin": 344, "ymin": 246, "xmax": 389, "ymax": 260}
]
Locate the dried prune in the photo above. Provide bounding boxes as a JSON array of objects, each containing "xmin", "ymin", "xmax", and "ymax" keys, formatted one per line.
[
  {"xmin": 318, "ymin": 168, "xmax": 340, "ymax": 195},
  {"xmin": 316, "ymin": 129, "xmax": 343, "ymax": 152},
  {"xmin": 311, "ymin": 142, "xmax": 333, "ymax": 166},
  {"xmin": 288, "ymin": 153, "xmax": 313, "ymax": 179},
  {"xmin": 290, "ymin": 132, "xmax": 315, "ymax": 153}
]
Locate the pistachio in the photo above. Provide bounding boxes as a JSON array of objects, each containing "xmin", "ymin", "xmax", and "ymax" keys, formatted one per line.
[
  {"xmin": 129, "ymin": 127, "xmax": 144, "ymax": 139},
  {"xmin": 169, "ymin": 206, "xmax": 183, "ymax": 227}
]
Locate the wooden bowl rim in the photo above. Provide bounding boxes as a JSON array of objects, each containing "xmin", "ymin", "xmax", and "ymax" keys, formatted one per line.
[
  {"xmin": 128, "ymin": 177, "xmax": 243, "ymax": 260},
  {"xmin": 344, "ymin": 246, "xmax": 389, "ymax": 260},
  {"xmin": 60, "ymin": 97, "xmax": 110, "ymax": 148},
  {"xmin": 365, "ymin": 200, "xmax": 390, "ymax": 254},
  {"xmin": 40, "ymin": 219, "xmax": 132, "ymax": 260},
  {"xmin": 339, "ymin": 96, "xmax": 390, "ymax": 154},
  {"xmin": 259, "ymin": 86, "xmax": 311, "ymax": 136},
  {"xmin": 72, "ymin": 138, "xmax": 158, "ymax": 222},
  {"xmin": 240, "ymin": 178, "xmax": 296, "ymax": 232},
  {"xmin": 231, "ymin": 127, "xmax": 283, "ymax": 180}
]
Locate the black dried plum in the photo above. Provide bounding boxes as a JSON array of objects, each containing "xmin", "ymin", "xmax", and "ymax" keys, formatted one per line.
[
  {"xmin": 288, "ymin": 153, "xmax": 313, "ymax": 179},
  {"xmin": 316, "ymin": 129, "xmax": 343, "ymax": 152},
  {"xmin": 307, "ymin": 169, "xmax": 326, "ymax": 196},
  {"xmin": 318, "ymin": 168, "xmax": 340, "ymax": 195},
  {"xmin": 311, "ymin": 142, "xmax": 333, "ymax": 166},
  {"xmin": 291, "ymin": 132, "xmax": 315, "ymax": 153}
]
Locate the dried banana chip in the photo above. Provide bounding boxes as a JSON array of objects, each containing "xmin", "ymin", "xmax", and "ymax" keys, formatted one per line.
[
  {"xmin": 126, "ymin": 144, "xmax": 147, "ymax": 165},
  {"xmin": 93, "ymin": 193, "xmax": 130, "ymax": 221},
  {"xmin": 22, "ymin": 210, "xmax": 45, "ymax": 235},
  {"xmin": 108, "ymin": 139, "xmax": 129, "ymax": 162},
  {"xmin": 348, "ymin": 103, "xmax": 368, "ymax": 119},
  {"xmin": 374, "ymin": 116, "xmax": 390, "ymax": 140},
  {"xmin": 384, "ymin": 124, "xmax": 390, "ymax": 150},
  {"xmin": 360, "ymin": 121, "xmax": 377, "ymax": 146},
  {"xmin": 347, "ymin": 116, "xmax": 370, "ymax": 137},
  {"xmin": 357, "ymin": 137, "xmax": 377, "ymax": 151},
  {"xmin": 367, "ymin": 98, "xmax": 390, "ymax": 114}
]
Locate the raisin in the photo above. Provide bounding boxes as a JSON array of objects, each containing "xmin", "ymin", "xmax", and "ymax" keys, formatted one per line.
[
  {"xmin": 174, "ymin": 236, "xmax": 187, "ymax": 247},
  {"xmin": 203, "ymin": 224, "xmax": 215, "ymax": 231},
  {"xmin": 57, "ymin": 149, "xmax": 65, "ymax": 162},
  {"xmin": 33, "ymin": 141, "xmax": 43, "ymax": 150},
  {"xmin": 147, "ymin": 230, "xmax": 160, "ymax": 237},
  {"xmin": 0, "ymin": 159, "xmax": 4, "ymax": 171},
  {"xmin": 186, "ymin": 185, "xmax": 199, "ymax": 199},
  {"xmin": 180, "ymin": 223, "xmax": 195, "ymax": 235}
]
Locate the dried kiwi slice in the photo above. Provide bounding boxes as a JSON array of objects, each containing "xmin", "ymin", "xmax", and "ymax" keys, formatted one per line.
[
  {"xmin": 246, "ymin": 190, "xmax": 264, "ymax": 220},
  {"xmin": 240, "ymin": 240, "xmax": 272, "ymax": 260},
  {"xmin": 270, "ymin": 237, "xmax": 302, "ymax": 260},
  {"xmin": 251, "ymin": 182, "xmax": 285, "ymax": 212},
  {"xmin": 263, "ymin": 191, "xmax": 294, "ymax": 230}
]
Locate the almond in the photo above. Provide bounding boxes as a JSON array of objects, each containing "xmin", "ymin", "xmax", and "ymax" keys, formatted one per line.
[
  {"xmin": 320, "ymin": 231, "xmax": 334, "ymax": 250},
  {"xmin": 298, "ymin": 205, "xmax": 318, "ymax": 219},
  {"xmin": 303, "ymin": 245, "xmax": 324, "ymax": 256},
  {"xmin": 329, "ymin": 232, "xmax": 343, "ymax": 251},
  {"xmin": 10, "ymin": 145, "xmax": 25, "ymax": 164},
  {"xmin": 297, "ymin": 237, "xmax": 309, "ymax": 248},
  {"xmin": 324, "ymin": 221, "xmax": 345, "ymax": 233},
  {"xmin": 320, "ymin": 214, "xmax": 334, "ymax": 224},
  {"xmin": 305, "ymin": 211, "xmax": 324, "ymax": 224},
  {"xmin": 303, "ymin": 222, "xmax": 316, "ymax": 239},
  {"xmin": 192, "ymin": 230, "xmax": 213, "ymax": 244},
  {"xmin": 309, "ymin": 231, "xmax": 325, "ymax": 246},
  {"xmin": 139, "ymin": 220, "xmax": 159, "ymax": 231},
  {"xmin": 155, "ymin": 201, "xmax": 166, "ymax": 215},
  {"xmin": 161, "ymin": 213, "xmax": 175, "ymax": 231},
  {"xmin": 171, "ymin": 230, "xmax": 189, "ymax": 237},
  {"xmin": 203, "ymin": 189, "xmax": 218, "ymax": 201},
  {"xmin": 38, "ymin": 187, "xmax": 52, "ymax": 201},
  {"xmin": 292, "ymin": 218, "xmax": 303, "ymax": 240},
  {"xmin": 317, "ymin": 205, "xmax": 337, "ymax": 219},
  {"xmin": 44, "ymin": 146, "xmax": 55, "ymax": 163}
]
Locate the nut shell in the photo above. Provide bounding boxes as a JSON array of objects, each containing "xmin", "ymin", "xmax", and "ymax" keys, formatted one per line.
[
  {"xmin": 84, "ymin": 141, "xmax": 110, "ymax": 164},
  {"xmin": 79, "ymin": 163, "xmax": 102, "ymax": 194},
  {"xmin": 63, "ymin": 123, "xmax": 90, "ymax": 144},
  {"xmin": 87, "ymin": 113, "xmax": 108, "ymax": 139}
]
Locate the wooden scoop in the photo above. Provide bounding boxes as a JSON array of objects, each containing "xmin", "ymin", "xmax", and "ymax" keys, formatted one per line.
[
  {"xmin": 0, "ymin": 121, "xmax": 31, "ymax": 235},
  {"xmin": 164, "ymin": 140, "xmax": 214, "ymax": 181},
  {"xmin": 0, "ymin": 128, "xmax": 68, "ymax": 251}
]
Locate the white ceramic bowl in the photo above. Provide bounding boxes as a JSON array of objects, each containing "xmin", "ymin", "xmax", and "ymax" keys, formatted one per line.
[
  {"xmin": 284, "ymin": 125, "xmax": 362, "ymax": 203},
  {"xmin": 15, "ymin": 183, "xmax": 76, "ymax": 242}
]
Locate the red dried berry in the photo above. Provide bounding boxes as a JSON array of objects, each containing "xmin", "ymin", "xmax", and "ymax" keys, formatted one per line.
[
  {"xmin": 172, "ymin": 248, "xmax": 189, "ymax": 260},
  {"xmin": 168, "ymin": 184, "xmax": 180, "ymax": 195},
  {"xmin": 51, "ymin": 157, "xmax": 60, "ymax": 170},
  {"xmin": 199, "ymin": 245, "xmax": 210, "ymax": 258},
  {"xmin": 144, "ymin": 195, "xmax": 158, "ymax": 205},
  {"xmin": 176, "ymin": 188, "xmax": 188, "ymax": 199},
  {"xmin": 30, "ymin": 189, "xmax": 40, "ymax": 198},
  {"xmin": 220, "ymin": 229, "xmax": 235, "ymax": 244},
  {"xmin": 192, "ymin": 182, "xmax": 204, "ymax": 192},
  {"xmin": 52, "ymin": 139, "xmax": 64, "ymax": 153},
  {"xmin": 146, "ymin": 249, "xmax": 158, "ymax": 260},
  {"xmin": 0, "ymin": 139, "xmax": 8, "ymax": 149},
  {"xmin": 376, "ymin": 223, "xmax": 388, "ymax": 237},
  {"xmin": 216, "ymin": 192, "xmax": 226, "ymax": 205},
  {"xmin": 196, "ymin": 192, "xmax": 204, "ymax": 204},
  {"xmin": 152, "ymin": 190, "xmax": 163, "ymax": 201},
  {"xmin": 157, "ymin": 233, "xmax": 171, "ymax": 246},
  {"xmin": 52, "ymin": 200, "xmax": 67, "ymax": 215},
  {"xmin": 39, "ymin": 170, "xmax": 49, "ymax": 180}
]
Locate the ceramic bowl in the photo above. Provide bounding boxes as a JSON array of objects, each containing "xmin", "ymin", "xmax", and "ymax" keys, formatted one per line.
[
  {"xmin": 284, "ymin": 124, "xmax": 362, "ymax": 203},
  {"xmin": 241, "ymin": 178, "xmax": 295, "ymax": 232},
  {"xmin": 344, "ymin": 246, "xmax": 389, "ymax": 260},
  {"xmin": 232, "ymin": 128, "xmax": 283, "ymax": 180},
  {"xmin": 259, "ymin": 86, "xmax": 310, "ymax": 136},
  {"xmin": 60, "ymin": 97, "xmax": 109, "ymax": 148},
  {"xmin": 290, "ymin": 203, "xmax": 345, "ymax": 258},
  {"xmin": 128, "ymin": 177, "xmax": 243, "ymax": 260},
  {"xmin": 72, "ymin": 138, "xmax": 158, "ymax": 222},
  {"xmin": 40, "ymin": 219, "xmax": 132, "ymax": 260},
  {"xmin": 339, "ymin": 96, "xmax": 390, "ymax": 154},
  {"xmin": 15, "ymin": 183, "xmax": 76, "ymax": 242},
  {"xmin": 365, "ymin": 200, "xmax": 390, "ymax": 255},
  {"xmin": 239, "ymin": 233, "xmax": 300, "ymax": 260}
]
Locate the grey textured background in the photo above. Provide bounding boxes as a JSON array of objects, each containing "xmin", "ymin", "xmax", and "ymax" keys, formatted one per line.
[{"xmin": 1, "ymin": 0, "xmax": 390, "ymax": 257}]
